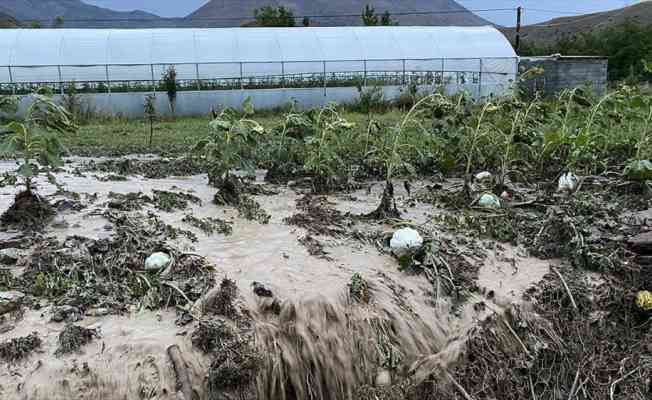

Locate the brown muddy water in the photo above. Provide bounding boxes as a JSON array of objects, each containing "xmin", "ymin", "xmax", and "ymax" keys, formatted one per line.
[{"xmin": 0, "ymin": 157, "xmax": 554, "ymax": 400}]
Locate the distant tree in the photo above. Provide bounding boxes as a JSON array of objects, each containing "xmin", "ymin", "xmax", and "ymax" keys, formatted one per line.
[
  {"xmin": 302, "ymin": 16, "xmax": 310, "ymax": 27},
  {"xmin": 253, "ymin": 5, "xmax": 296, "ymax": 27},
  {"xmin": 518, "ymin": 20, "xmax": 652, "ymax": 82},
  {"xmin": 161, "ymin": 66, "xmax": 177, "ymax": 115},
  {"xmin": 29, "ymin": 21, "xmax": 42, "ymax": 29},
  {"xmin": 380, "ymin": 11, "xmax": 397, "ymax": 26},
  {"xmin": 52, "ymin": 16, "xmax": 64, "ymax": 28},
  {"xmin": 361, "ymin": 5, "xmax": 378, "ymax": 26}
]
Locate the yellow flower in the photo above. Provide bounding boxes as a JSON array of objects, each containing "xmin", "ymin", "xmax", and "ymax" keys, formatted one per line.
[{"xmin": 635, "ymin": 291, "xmax": 652, "ymax": 311}]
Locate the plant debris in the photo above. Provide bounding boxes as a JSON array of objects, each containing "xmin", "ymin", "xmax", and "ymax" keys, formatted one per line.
[
  {"xmin": 55, "ymin": 324, "xmax": 98, "ymax": 356},
  {"xmin": 298, "ymin": 235, "xmax": 332, "ymax": 260},
  {"xmin": 204, "ymin": 278, "xmax": 240, "ymax": 319},
  {"xmin": 18, "ymin": 211, "xmax": 211, "ymax": 311},
  {"xmin": 83, "ymin": 157, "xmax": 207, "ymax": 179},
  {"xmin": 107, "ymin": 190, "xmax": 201, "ymax": 212},
  {"xmin": 0, "ymin": 332, "xmax": 41, "ymax": 362},
  {"xmin": 191, "ymin": 318, "xmax": 235, "ymax": 354},
  {"xmin": 349, "ymin": 273, "xmax": 370, "ymax": 304},
  {"xmin": 285, "ymin": 194, "xmax": 349, "ymax": 236},
  {"xmin": 182, "ymin": 214, "xmax": 232, "ymax": 236},
  {"xmin": 152, "ymin": 190, "xmax": 201, "ymax": 212}
]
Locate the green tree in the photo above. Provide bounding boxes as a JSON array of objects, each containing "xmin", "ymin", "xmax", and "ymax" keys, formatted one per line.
[
  {"xmin": 381, "ymin": 11, "xmax": 397, "ymax": 26},
  {"xmin": 52, "ymin": 16, "xmax": 64, "ymax": 28},
  {"xmin": 30, "ymin": 21, "xmax": 42, "ymax": 29},
  {"xmin": 161, "ymin": 66, "xmax": 177, "ymax": 115},
  {"xmin": 361, "ymin": 5, "xmax": 378, "ymax": 26},
  {"xmin": 253, "ymin": 6, "xmax": 296, "ymax": 27},
  {"xmin": 519, "ymin": 20, "xmax": 652, "ymax": 82}
]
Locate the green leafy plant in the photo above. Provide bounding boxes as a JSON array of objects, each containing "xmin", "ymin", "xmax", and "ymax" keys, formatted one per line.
[
  {"xmin": 0, "ymin": 91, "xmax": 76, "ymax": 192},
  {"xmin": 303, "ymin": 104, "xmax": 356, "ymax": 191},
  {"xmin": 195, "ymin": 98, "xmax": 263, "ymax": 186},
  {"xmin": 0, "ymin": 91, "xmax": 77, "ymax": 228}
]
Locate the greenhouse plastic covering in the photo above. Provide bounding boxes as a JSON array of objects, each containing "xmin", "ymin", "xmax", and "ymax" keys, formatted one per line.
[{"xmin": 0, "ymin": 26, "xmax": 517, "ymax": 84}]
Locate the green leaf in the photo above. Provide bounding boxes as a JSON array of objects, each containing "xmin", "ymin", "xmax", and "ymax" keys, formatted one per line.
[
  {"xmin": 242, "ymin": 97, "xmax": 254, "ymax": 116},
  {"xmin": 623, "ymin": 159, "xmax": 652, "ymax": 182},
  {"xmin": 209, "ymin": 119, "xmax": 231, "ymax": 132},
  {"xmin": 17, "ymin": 163, "xmax": 34, "ymax": 178}
]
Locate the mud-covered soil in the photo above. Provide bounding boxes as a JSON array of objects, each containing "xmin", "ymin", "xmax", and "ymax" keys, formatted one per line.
[{"xmin": 0, "ymin": 157, "xmax": 649, "ymax": 400}]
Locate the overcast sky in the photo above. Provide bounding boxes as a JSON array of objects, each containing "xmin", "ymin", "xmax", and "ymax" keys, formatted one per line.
[{"xmin": 83, "ymin": 0, "xmax": 638, "ymax": 26}]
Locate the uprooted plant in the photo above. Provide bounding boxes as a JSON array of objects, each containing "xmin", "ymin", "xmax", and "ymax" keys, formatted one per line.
[{"xmin": 0, "ymin": 90, "xmax": 77, "ymax": 229}]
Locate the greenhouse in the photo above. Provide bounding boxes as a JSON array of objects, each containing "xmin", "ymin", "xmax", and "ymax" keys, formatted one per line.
[{"xmin": 0, "ymin": 26, "xmax": 518, "ymax": 116}]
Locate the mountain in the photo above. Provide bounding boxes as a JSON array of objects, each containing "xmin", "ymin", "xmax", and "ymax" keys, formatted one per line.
[
  {"xmin": 502, "ymin": 2, "xmax": 652, "ymax": 45},
  {"xmin": 0, "ymin": 11, "xmax": 19, "ymax": 28},
  {"xmin": 187, "ymin": 0, "xmax": 491, "ymax": 27},
  {"xmin": 0, "ymin": 0, "xmax": 165, "ymax": 28},
  {"xmin": 0, "ymin": 0, "xmax": 492, "ymax": 29}
]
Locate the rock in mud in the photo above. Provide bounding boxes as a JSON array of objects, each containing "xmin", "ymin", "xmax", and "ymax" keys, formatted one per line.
[
  {"xmin": 390, "ymin": 228, "xmax": 423, "ymax": 257},
  {"xmin": 0, "ymin": 291, "xmax": 25, "ymax": 315},
  {"xmin": 252, "ymin": 282, "xmax": 273, "ymax": 298},
  {"xmin": 0, "ymin": 248, "xmax": 22, "ymax": 265},
  {"xmin": 145, "ymin": 252, "xmax": 172, "ymax": 272}
]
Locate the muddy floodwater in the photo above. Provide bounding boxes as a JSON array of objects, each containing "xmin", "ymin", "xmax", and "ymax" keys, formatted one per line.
[{"xmin": 0, "ymin": 157, "xmax": 644, "ymax": 400}]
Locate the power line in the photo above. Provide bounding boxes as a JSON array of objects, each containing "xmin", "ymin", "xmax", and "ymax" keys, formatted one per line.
[{"xmin": 16, "ymin": 8, "xmax": 517, "ymax": 24}]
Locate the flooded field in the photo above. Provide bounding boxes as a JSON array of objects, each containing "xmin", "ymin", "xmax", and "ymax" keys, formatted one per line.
[{"xmin": 0, "ymin": 154, "xmax": 648, "ymax": 400}]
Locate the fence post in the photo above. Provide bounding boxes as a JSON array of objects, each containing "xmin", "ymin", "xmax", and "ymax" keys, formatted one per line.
[
  {"xmin": 280, "ymin": 61, "xmax": 285, "ymax": 89},
  {"xmin": 441, "ymin": 59, "xmax": 445, "ymax": 89},
  {"xmin": 478, "ymin": 58, "xmax": 483, "ymax": 99},
  {"xmin": 8, "ymin": 66, "xmax": 15, "ymax": 95},
  {"xmin": 57, "ymin": 65, "xmax": 64, "ymax": 95},
  {"xmin": 195, "ymin": 63, "xmax": 201, "ymax": 92},
  {"xmin": 323, "ymin": 61, "xmax": 326, "ymax": 97},
  {"xmin": 150, "ymin": 64, "xmax": 156, "ymax": 94},
  {"xmin": 105, "ymin": 65, "xmax": 111, "ymax": 94},
  {"xmin": 402, "ymin": 59, "xmax": 406, "ymax": 86},
  {"xmin": 363, "ymin": 60, "xmax": 367, "ymax": 87},
  {"xmin": 239, "ymin": 62, "xmax": 244, "ymax": 91}
]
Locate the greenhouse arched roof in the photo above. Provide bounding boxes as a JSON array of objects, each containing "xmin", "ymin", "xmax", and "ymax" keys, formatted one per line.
[{"xmin": 0, "ymin": 26, "xmax": 515, "ymax": 67}]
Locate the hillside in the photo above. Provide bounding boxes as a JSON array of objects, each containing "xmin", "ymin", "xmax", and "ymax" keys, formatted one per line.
[
  {"xmin": 502, "ymin": 2, "xmax": 652, "ymax": 45},
  {"xmin": 0, "ymin": 12, "xmax": 19, "ymax": 28},
  {"xmin": 0, "ymin": 0, "xmax": 166, "ymax": 28},
  {"xmin": 187, "ymin": 0, "xmax": 491, "ymax": 27}
]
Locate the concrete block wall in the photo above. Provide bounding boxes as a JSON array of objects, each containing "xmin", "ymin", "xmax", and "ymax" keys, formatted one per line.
[{"xmin": 519, "ymin": 56, "xmax": 608, "ymax": 97}]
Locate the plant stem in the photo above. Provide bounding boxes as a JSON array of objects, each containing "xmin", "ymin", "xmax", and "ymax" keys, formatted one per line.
[{"xmin": 635, "ymin": 105, "xmax": 652, "ymax": 161}]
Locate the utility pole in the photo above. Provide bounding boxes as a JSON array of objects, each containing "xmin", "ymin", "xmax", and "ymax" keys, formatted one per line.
[{"xmin": 515, "ymin": 6, "xmax": 522, "ymax": 52}]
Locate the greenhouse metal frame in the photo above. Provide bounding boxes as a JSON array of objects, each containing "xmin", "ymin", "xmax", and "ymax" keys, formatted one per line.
[{"xmin": 0, "ymin": 27, "xmax": 518, "ymax": 115}]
